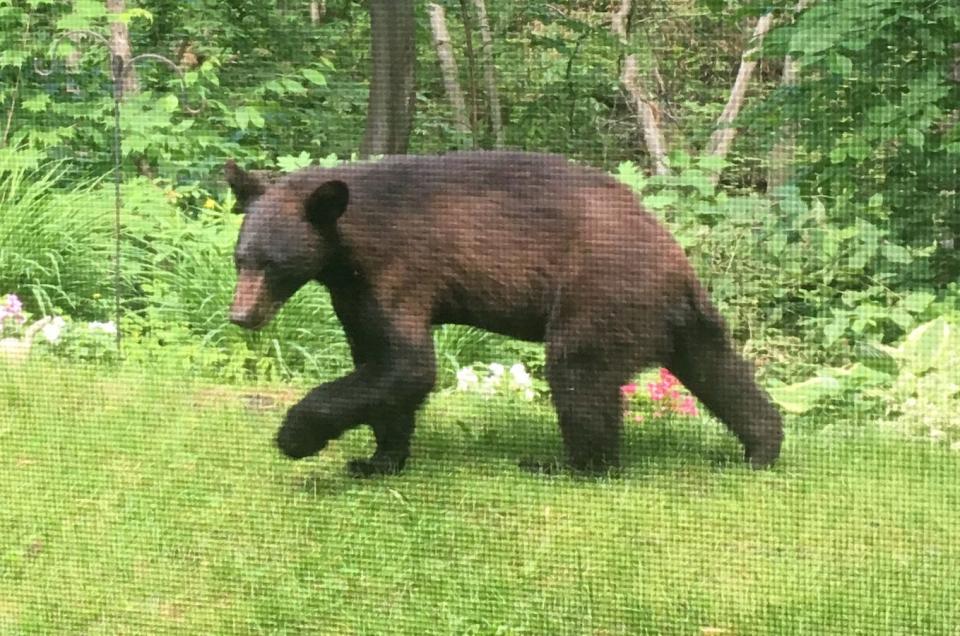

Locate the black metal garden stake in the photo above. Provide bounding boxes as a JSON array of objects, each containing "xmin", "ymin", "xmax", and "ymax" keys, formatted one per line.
[{"xmin": 36, "ymin": 31, "xmax": 201, "ymax": 357}]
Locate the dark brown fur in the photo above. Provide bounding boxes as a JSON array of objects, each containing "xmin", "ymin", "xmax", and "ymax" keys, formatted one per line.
[{"xmin": 225, "ymin": 151, "xmax": 783, "ymax": 475}]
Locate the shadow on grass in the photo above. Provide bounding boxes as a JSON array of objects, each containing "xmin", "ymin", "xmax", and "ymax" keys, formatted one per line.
[{"xmin": 397, "ymin": 394, "xmax": 749, "ymax": 477}]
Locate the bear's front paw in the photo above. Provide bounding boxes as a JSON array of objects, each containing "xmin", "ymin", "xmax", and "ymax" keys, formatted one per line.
[
  {"xmin": 744, "ymin": 426, "xmax": 784, "ymax": 470},
  {"xmin": 275, "ymin": 417, "xmax": 329, "ymax": 460},
  {"xmin": 345, "ymin": 452, "xmax": 407, "ymax": 478}
]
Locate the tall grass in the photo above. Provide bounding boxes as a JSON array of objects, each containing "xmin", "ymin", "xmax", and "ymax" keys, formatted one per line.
[{"xmin": 0, "ymin": 158, "xmax": 114, "ymax": 318}]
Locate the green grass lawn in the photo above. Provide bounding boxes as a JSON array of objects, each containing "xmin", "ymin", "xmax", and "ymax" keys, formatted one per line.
[{"xmin": 1, "ymin": 361, "xmax": 958, "ymax": 635}]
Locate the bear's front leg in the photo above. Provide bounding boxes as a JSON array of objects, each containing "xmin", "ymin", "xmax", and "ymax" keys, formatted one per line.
[
  {"xmin": 275, "ymin": 330, "xmax": 436, "ymax": 476},
  {"xmin": 275, "ymin": 369, "xmax": 375, "ymax": 459},
  {"xmin": 344, "ymin": 412, "xmax": 416, "ymax": 477}
]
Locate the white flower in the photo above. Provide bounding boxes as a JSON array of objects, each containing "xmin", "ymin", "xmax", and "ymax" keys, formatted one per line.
[
  {"xmin": 479, "ymin": 375, "xmax": 501, "ymax": 395},
  {"xmin": 41, "ymin": 316, "xmax": 66, "ymax": 344},
  {"xmin": 456, "ymin": 367, "xmax": 479, "ymax": 392},
  {"xmin": 88, "ymin": 321, "xmax": 117, "ymax": 335},
  {"xmin": 488, "ymin": 362, "xmax": 505, "ymax": 377},
  {"xmin": 523, "ymin": 388, "xmax": 536, "ymax": 401},
  {"xmin": 509, "ymin": 362, "xmax": 532, "ymax": 388}
]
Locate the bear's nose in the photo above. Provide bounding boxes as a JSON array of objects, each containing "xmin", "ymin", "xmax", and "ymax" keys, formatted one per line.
[{"xmin": 229, "ymin": 307, "xmax": 257, "ymax": 328}]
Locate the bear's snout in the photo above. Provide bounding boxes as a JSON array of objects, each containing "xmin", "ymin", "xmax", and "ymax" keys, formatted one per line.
[{"xmin": 230, "ymin": 269, "xmax": 279, "ymax": 330}]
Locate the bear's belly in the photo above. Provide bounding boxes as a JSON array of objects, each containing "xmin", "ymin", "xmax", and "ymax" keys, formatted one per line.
[{"xmin": 432, "ymin": 302, "xmax": 547, "ymax": 342}]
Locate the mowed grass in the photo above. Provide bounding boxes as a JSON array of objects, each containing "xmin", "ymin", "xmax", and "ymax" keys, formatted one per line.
[{"xmin": 1, "ymin": 361, "xmax": 958, "ymax": 635}]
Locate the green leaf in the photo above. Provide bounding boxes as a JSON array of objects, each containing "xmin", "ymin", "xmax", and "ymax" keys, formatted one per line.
[
  {"xmin": 158, "ymin": 94, "xmax": 178, "ymax": 113},
  {"xmin": 22, "ymin": 93, "xmax": 50, "ymax": 113},
  {"xmin": 677, "ymin": 170, "xmax": 714, "ymax": 197},
  {"xmin": 881, "ymin": 244, "xmax": 911, "ymax": 264},
  {"xmin": 57, "ymin": 0, "xmax": 107, "ymax": 30},
  {"xmin": 277, "ymin": 151, "xmax": 312, "ymax": 172},
  {"xmin": 900, "ymin": 318, "xmax": 954, "ymax": 374},
  {"xmin": 696, "ymin": 154, "xmax": 727, "ymax": 173},
  {"xmin": 846, "ymin": 246, "xmax": 873, "ymax": 270},
  {"xmin": 642, "ymin": 192, "xmax": 678, "ymax": 210},
  {"xmin": 0, "ymin": 48, "xmax": 27, "ymax": 68},
  {"xmin": 828, "ymin": 53, "xmax": 853, "ymax": 77},
  {"xmin": 234, "ymin": 108, "xmax": 249, "ymax": 131},
  {"xmin": 854, "ymin": 343, "xmax": 898, "ymax": 376},
  {"xmin": 235, "ymin": 106, "xmax": 264, "ymax": 130},
  {"xmin": 868, "ymin": 193, "xmax": 883, "ymax": 208},
  {"xmin": 887, "ymin": 308, "xmax": 914, "ymax": 331},
  {"xmin": 867, "ymin": 104, "xmax": 897, "ymax": 124},
  {"xmin": 847, "ymin": 137, "xmax": 870, "ymax": 161},
  {"xmin": 768, "ymin": 375, "xmax": 843, "ymax": 414},
  {"xmin": 829, "ymin": 146, "xmax": 847, "ymax": 163},
  {"xmin": 900, "ymin": 292, "xmax": 936, "ymax": 315},
  {"xmin": 281, "ymin": 78, "xmax": 306, "ymax": 95},
  {"xmin": 790, "ymin": 29, "xmax": 836, "ymax": 56},
  {"xmin": 766, "ymin": 232, "xmax": 787, "ymax": 257},
  {"xmin": 824, "ymin": 317, "xmax": 848, "ymax": 347},
  {"xmin": 302, "ymin": 68, "xmax": 327, "ymax": 86},
  {"xmin": 905, "ymin": 128, "xmax": 924, "ymax": 148}
]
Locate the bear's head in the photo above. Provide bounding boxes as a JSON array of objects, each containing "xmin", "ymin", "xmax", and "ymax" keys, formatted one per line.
[{"xmin": 225, "ymin": 160, "xmax": 349, "ymax": 330}]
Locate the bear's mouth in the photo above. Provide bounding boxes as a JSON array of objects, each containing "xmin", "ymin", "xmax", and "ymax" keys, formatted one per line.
[
  {"xmin": 230, "ymin": 300, "xmax": 283, "ymax": 330},
  {"xmin": 230, "ymin": 270, "xmax": 283, "ymax": 330}
]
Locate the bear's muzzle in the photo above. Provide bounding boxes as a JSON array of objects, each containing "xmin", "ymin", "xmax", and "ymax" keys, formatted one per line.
[{"xmin": 230, "ymin": 269, "xmax": 281, "ymax": 330}]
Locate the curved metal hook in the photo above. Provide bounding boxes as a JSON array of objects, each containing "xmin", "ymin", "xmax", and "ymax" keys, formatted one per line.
[
  {"xmin": 33, "ymin": 30, "xmax": 204, "ymax": 114},
  {"xmin": 34, "ymin": 29, "xmax": 110, "ymax": 77},
  {"xmin": 128, "ymin": 52, "xmax": 204, "ymax": 114}
]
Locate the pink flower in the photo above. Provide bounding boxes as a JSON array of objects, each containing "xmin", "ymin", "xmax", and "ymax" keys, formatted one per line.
[
  {"xmin": 647, "ymin": 381, "xmax": 669, "ymax": 401},
  {"xmin": 677, "ymin": 396, "xmax": 699, "ymax": 417},
  {"xmin": 0, "ymin": 293, "xmax": 25, "ymax": 325},
  {"xmin": 620, "ymin": 383, "xmax": 638, "ymax": 397},
  {"xmin": 659, "ymin": 368, "xmax": 679, "ymax": 387}
]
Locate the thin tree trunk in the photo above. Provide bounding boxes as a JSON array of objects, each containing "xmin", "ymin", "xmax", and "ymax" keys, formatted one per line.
[
  {"xmin": 309, "ymin": 1, "xmax": 325, "ymax": 25},
  {"xmin": 611, "ymin": 0, "xmax": 631, "ymax": 41},
  {"xmin": 458, "ymin": 0, "xmax": 480, "ymax": 138},
  {"xmin": 472, "ymin": 0, "xmax": 503, "ymax": 147},
  {"xmin": 427, "ymin": 3, "xmax": 470, "ymax": 134},
  {"xmin": 612, "ymin": 0, "xmax": 669, "ymax": 175},
  {"xmin": 106, "ymin": 0, "xmax": 138, "ymax": 99},
  {"xmin": 767, "ymin": 1, "xmax": 811, "ymax": 191},
  {"xmin": 361, "ymin": 0, "xmax": 417, "ymax": 157},
  {"xmin": 706, "ymin": 12, "xmax": 774, "ymax": 183},
  {"xmin": 621, "ymin": 55, "xmax": 670, "ymax": 175}
]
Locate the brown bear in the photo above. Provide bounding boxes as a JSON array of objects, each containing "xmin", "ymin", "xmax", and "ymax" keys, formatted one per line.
[{"xmin": 225, "ymin": 151, "xmax": 783, "ymax": 476}]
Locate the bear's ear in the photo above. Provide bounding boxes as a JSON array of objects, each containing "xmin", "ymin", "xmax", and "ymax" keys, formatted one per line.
[
  {"xmin": 305, "ymin": 180, "xmax": 349, "ymax": 226},
  {"xmin": 224, "ymin": 159, "xmax": 265, "ymax": 211}
]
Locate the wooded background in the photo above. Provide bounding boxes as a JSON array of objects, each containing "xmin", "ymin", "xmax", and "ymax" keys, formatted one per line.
[{"xmin": 0, "ymin": 0, "xmax": 958, "ymax": 399}]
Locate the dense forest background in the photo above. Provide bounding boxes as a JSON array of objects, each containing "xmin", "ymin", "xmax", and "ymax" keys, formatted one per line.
[{"xmin": 0, "ymin": 0, "xmax": 958, "ymax": 421}]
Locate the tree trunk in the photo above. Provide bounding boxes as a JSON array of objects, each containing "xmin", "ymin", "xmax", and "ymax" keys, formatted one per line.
[
  {"xmin": 427, "ymin": 3, "xmax": 471, "ymax": 134},
  {"xmin": 361, "ymin": 0, "xmax": 417, "ymax": 157},
  {"xmin": 621, "ymin": 55, "xmax": 670, "ymax": 175},
  {"xmin": 706, "ymin": 12, "xmax": 774, "ymax": 183},
  {"xmin": 309, "ymin": 1, "xmax": 325, "ymax": 26},
  {"xmin": 472, "ymin": 0, "xmax": 503, "ymax": 147},
  {"xmin": 767, "ymin": 1, "xmax": 811, "ymax": 191},
  {"xmin": 612, "ymin": 0, "xmax": 669, "ymax": 175},
  {"xmin": 458, "ymin": 0, "xmax": 480, "ymax": 138},
  {"xmin": 106, "ymin": 0, "xmax": 139, "ymax": 100}
]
